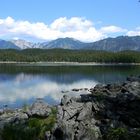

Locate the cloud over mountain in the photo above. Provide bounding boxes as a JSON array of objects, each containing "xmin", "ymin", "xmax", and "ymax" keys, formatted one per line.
[
  {"xmin": 100, "ymin": 26, "xmax": 127, "ymax": 34},
  {"xmin": 0, "ymin": 16, "xmax": 139, "ymax": 42},
  {"xmin": 126, "ymin": 27, "xmax": 140, "ymax": 36}
]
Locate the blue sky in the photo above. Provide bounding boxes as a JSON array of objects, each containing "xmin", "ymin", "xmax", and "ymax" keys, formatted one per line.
[{"xmin": 0, "ymin": 0, "xmax": 140, "ymax": 42}]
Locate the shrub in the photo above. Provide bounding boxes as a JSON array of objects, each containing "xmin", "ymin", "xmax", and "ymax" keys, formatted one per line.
[
  {"xmin": 106, "ymin": 127, "xmax": 140, "ymax": 140},
  {"xmin": 1, "ymin": 107, "xmax": 57, "ymax": 140}
]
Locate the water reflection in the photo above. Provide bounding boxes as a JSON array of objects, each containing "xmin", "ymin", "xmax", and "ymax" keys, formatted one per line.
[
  {"xmin": 0, "ymin": 73, "xmax": 97, "ymax": 108},
  {"xmin": 0, "ymin": 65, "xmax": 140, "ymax": 108}
]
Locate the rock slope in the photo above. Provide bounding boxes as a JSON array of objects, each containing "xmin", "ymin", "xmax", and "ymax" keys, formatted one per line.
[{"xmin": 51, "ymin": 76, "xmax": 140, "ymax": 140}]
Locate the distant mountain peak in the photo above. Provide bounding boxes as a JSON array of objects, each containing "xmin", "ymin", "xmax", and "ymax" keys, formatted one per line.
[
  {"xmin": 88, "ymin": 35, "xmax": 140, "ymax": 51},
  {"xmin": 11, "ymin": 39, "xmax": 34, "ymax": 49},
  {"xmin": 0, "ymin": 39, "xmax": 20, "ymax": 49},
  {"xmin": 0, "ymin": 36, "xmax": 140, "ymax": 51},
  {"xmin": 42, "ymin": 37, "xmax": 85, "ymax": 49}
]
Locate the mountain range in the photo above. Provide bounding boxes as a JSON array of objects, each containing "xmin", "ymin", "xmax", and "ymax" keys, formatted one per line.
[
  {"xmin": 0, "ymin": 39, "xmax": 19, "ymax": 49},
  {"xmin": 0, "ymin": 36, "xmax": 140, "ymax": 52}
]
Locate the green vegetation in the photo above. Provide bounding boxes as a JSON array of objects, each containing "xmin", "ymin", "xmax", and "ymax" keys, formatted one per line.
[
  {"xmin": 0, "ymin": 49, "xmax": 140, "ymax": 63},
  {"xmin": 105, "ymin": 127, "xmax": 140, "ymax": 140},
  {"xmin": 22, "ymin": 103, "xmax": 29, "ymax": 112},
  {"xmin": 1, "ymin": 107, "xmax": 57, "ymax": 140}
]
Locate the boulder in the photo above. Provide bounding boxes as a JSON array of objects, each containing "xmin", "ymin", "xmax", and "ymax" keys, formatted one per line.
[
  {"xmin": 27, "ymin": 99, "xmax": 51, "ymax": 117},
  {"xmin": 0, "ymin": 111, "xmax": 28, "ymax": 129},
  {"xmin": 52, "ymin": 95, "xmax": 102, "ymax": 140},
  {"xmin": 127, "ymin": 75, "xmax": 140, "ymax": 82}
]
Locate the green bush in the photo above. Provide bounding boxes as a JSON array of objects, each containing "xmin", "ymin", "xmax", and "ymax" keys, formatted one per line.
[
  {"xmin": 1, "ymin": 123, "xmax": 39, "ymax": 140},
  {"xmin": 106, "ymin": 127, "xmax": 140, "ymax": 140},
  {"xmin": 1, "ymin": 107, "xmax": 57, "ymax": 140}
]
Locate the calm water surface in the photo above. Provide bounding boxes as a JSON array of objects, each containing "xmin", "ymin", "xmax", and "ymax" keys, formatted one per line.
[{"xmin": 0, "ymin": 64, "xmax": 140, "ymax": 108}]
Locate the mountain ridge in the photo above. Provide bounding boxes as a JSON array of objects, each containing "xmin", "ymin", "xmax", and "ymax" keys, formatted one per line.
[
  {"xmin": 0, "ymin": 39, "xmax": 20, "ymax": 49},
  {"xmin": 42, "ymin": 37, "xmax": 87, "ymax": 49},
  {"xmin": 0, "ymin": 36, "xmax": 140, "ymax": 51},
  {"xmin": 88, "ymin": 36, "xmax": 140, "ymax": 51}
]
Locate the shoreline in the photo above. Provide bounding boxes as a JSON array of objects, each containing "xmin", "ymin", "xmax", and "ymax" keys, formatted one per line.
[
  {"xmin": 0, "ymin": 61, "xmax": 140, "ymax": 66},
  {"xmin": 0, "ymin": 76, "xmax": 140, "ymax": 140}
]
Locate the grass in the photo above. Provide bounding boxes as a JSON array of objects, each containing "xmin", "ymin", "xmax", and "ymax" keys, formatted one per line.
[
  {"xmin": 106, "ymin": 127, "xmax": 140, "ymax": 140},
  {"xmin": 1, "ymin": 107, "xmax": 57, "ymax": 140}
]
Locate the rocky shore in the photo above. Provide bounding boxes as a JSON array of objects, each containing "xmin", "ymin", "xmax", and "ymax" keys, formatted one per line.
[{"xmin": 0, "ymin": 76, "xmax": 140, "ymax": 140}]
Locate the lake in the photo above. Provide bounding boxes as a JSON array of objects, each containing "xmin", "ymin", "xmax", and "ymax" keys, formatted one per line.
[{"xmin": 0, "ymin": 64, "xmax": 140, "ymax": 108}]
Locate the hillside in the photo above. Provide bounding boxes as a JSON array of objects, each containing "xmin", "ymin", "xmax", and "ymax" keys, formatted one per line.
[
  {"xmin": 0, "ymin": 39, "xmax": 20, "ymax": 49},
  {"xmin": 0, "ymin": 36, "xmax": 140, "ymax": 51},
  {"xmin": 42, "ymin": 37, "xmax": 87, "ymax": 49},
  {"xmin": 88, "ymin": 36, "xmax": 140, "ymax": 51}
]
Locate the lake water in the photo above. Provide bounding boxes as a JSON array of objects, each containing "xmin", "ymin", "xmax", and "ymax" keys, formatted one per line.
[{"xmin": 0, "ymin": 64, "xmax": 140, "ymax": 108}]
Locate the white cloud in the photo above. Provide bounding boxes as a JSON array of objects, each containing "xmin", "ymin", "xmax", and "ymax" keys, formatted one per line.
[
  {"xmin": 0, "ymin": 73, "xmax": 98, "ymax": 104},
  {"xmin": 126, "ymin": 27, "xmax": 140, "ymax": 36},
  {"xmin": 0, "ymin": 16, "xmax": 128, "ymax": 42},
  {"xmin": 50, "ymin": 17, "xmax": 93, "ymax": 32},
  {"xmin": 100, "ymin": 25, "xmax": 127, "ymax": 33}
]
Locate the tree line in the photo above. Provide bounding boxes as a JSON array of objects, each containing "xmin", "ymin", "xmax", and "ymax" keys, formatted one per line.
[{"xmin": 0, "ymin": 49, "xmax": 140, "ymax": 63}]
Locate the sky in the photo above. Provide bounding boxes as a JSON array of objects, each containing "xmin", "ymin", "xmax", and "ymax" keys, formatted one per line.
[{"xmin": 0, "ymin": 0, "xmax": 140, "ymax": 42}]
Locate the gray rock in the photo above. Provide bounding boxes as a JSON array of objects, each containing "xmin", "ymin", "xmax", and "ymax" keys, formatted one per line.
[
  {"xmin": 61, "ymin": 95, "xmax": 72, "ymax": 106},
  {"xmin": 0, "ymin": 111, "xmax": 28, "ymax": 129},
  {"xmin": 28, "ymin": 99, "xmax": 51, "ymax": 117},
  {"xmin": 53, "ymin": 95, "xmax": 102, "ymax": 140},
  {"xmin": 76, "ymin": 102, "xmax": 92, "ymax": 121},
  {"xmin": 51, "ymin": 76, "xmax": 140, "ymax": 140},
  {"xmin": 0, "ymin": 109, "xmax": 4, "ymax": 115},
  {"xmin": 0, "ymin": 76, "xmax": 140, "ymax": 140}
]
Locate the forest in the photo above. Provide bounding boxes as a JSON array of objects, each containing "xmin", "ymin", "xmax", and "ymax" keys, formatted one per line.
[{"xmin": 0, "ymin": 49, "xmax": 140, "ymax": 63}]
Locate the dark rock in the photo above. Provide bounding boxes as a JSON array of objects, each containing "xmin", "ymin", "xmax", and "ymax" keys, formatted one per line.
[
  {"xmin": 72, "ymin": 88, "xmax": 80, "ymax": 92},
  {"xmin": 84, "ymin": 88, "xmax": 88, "ymax": 91},
  {"xmin": 127, "ymin": 75, "xmax": 140, "ymax": 82}
]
